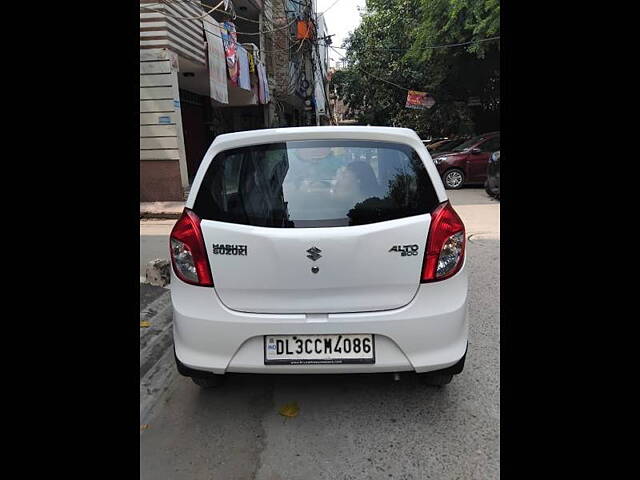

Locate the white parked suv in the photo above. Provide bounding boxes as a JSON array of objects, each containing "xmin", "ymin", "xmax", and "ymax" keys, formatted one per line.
[{"xmin": 170, "ymin": 126, "xmax": 468, "ymax": 388}]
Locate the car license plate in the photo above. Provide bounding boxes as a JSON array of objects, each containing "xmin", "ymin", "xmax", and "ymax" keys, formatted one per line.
[{"xmin": 264, "ymin": 334, "xmax": 375, "ymax": 365}]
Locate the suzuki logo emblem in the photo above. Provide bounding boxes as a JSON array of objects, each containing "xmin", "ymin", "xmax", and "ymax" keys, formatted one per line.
[{"xmin": 306, "ymin": 247, "xmax": 322, "ymax": 261}]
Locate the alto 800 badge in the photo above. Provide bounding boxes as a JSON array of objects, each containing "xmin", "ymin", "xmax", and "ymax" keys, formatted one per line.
[{"xmin": 388, "ymin": 244, "xmax": 419, "ymax": 256}]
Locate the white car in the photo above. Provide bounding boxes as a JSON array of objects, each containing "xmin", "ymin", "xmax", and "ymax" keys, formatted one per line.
[{"xmin": 170, "ymin": 126, "xmax": 468, "ymax": 388}]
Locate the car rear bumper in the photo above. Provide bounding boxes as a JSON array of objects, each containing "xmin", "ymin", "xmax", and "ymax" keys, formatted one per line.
[{"xmin": 171, "ymin": 263, "xmax": 468, "ymax": 375}]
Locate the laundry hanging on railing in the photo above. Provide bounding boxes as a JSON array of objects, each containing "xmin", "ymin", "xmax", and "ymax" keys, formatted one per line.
[
  {"xmin": 257, "ymin": 62, "xmax": 270, "ymax": 104},
  {"xmin": 221, "ymin": 21, "xmax": 239, "ymax": 86},
  {"xmin": 204, "ymin": 18, "xmax": 229, "ymax": 104},
  {"xmin": 243, "ymin": 43, "xmax": 259, "ymax": 73},
  {"xmin": 237, "ymin": 45, "xmax": 251, "ymax": 91},
  {"xmin": 250, "ymin": 69, "xmax": 260, "ymax": 104}
]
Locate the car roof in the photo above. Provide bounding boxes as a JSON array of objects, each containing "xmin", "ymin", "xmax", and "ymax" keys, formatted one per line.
[
  {"xmin": 464, "ymin": 132, "xmax": 499, "ymax": 144},
  {"xmin": 211, "ymin": 126, "xmax": 422, "ymax": 150}
]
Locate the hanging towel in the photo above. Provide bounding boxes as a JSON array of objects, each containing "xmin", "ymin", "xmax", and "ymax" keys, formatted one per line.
[
  {"xmin": 257, "ymin": 63, "xmax": 266, "ymax": 104},
  {"xmin": 221, "ymin": 21, "xmax": 239, "ymax": 86},
  {"xmin": 204, "ymin": 19, "xmax": 228, "ymax": 104},
  {"xmin": 260, "ymin": 63, "xmax": 271, "ymax": 103},
  {"xmin": 250, "ymin": 70, "xmax": 260, "ymax": 104},
  {"xmin": 237, "ymin": 45, "xmax": 251, "ymax": 91}
]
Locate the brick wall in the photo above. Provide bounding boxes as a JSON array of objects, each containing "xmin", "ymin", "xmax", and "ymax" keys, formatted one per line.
[
  {"xmin": 270, "ymin": 0, "xmax": 290, "ymax": 98},
  {"xmin": 140, "ymin": 160, "xmax": 184, "ymax": 201}
]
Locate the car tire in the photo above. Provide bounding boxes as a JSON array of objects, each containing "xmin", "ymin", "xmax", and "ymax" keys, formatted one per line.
[
  {"xmin": 442, "ymin": 169, "xmax": 465, "ymax": 189},
  {"xmin": 421, "ymin": 373, "xmax": 453, "ymax": 386},
  {"xmin": 484, "ymin": 180, "xmax": 493, "ymax": 197},
  {"xmin": 191, "ymin": 375, "xmax": 225, "ymax": 388}
]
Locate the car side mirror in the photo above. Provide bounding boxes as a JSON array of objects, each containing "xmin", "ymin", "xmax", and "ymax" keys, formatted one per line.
[{"xmin": 470, "ymin": 148, "xmax": 481, "ymax": 154}]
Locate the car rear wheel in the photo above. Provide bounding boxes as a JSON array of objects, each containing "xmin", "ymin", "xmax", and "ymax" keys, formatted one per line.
[
  {"xmin": 191, "ymin": 375, "xmax": 225, "ymax": 388},
  {"xmin": 485, "ymin": 180, "xmax": 496, "ymax": 197},
  {"xmin": 443, "ymin": 169, "xmax": 465, "ymax": 189},
  {"xmin": 421, "ymin": 373, "xmax": 453, "ymax": 386}
]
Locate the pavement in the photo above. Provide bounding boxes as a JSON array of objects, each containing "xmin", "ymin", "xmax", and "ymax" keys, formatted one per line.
[
  {"xmin": 140, "ymin": 184, "xmax": 189, "ymax": 219},
  {"xmin": 139, "ymin": 186, "xmax": 499, "ymax": 479},
  {"xmin": 140, "ymin": 219, "xmax": 175, "ymax": 279},
  {"xmin": 449, "ymin": 188, "xmax": 500, "ymax": 241}
]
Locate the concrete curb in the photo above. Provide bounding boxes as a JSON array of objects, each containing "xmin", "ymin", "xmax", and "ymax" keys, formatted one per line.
[
  {"xmin": 140, "ymin": 212, "xmax": 181, "ymax": 220},
  {"xmin": 140, "ymin": 201, "xmax": 184, "ymax": 220}
]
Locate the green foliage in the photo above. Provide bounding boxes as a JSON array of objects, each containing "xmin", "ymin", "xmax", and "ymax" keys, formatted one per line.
[
  {"xmin": 409, "ymin": 0, "xmax": 500, "ymax": 61},
  {"xmin": 330, "ymin": 0, "xmax": 500, "ymax": 136}
]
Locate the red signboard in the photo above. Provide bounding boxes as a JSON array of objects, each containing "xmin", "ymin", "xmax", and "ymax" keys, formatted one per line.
[{"xmin": 406, "ymin": 90, "xmax": 435, "ymax": 109}]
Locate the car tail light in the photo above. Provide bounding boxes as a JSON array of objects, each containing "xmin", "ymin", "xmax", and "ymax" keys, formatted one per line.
[
  {"xmin": 169, "ymin": 209, "xmax": 213, "ymax": 287},
  {"xmin": 421, "ymin": 201, "xmax": 466, "ymax": 282}
]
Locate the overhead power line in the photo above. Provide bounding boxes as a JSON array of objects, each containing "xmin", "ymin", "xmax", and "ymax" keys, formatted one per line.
[
  {"xmin": 327, "ymin": 38, "xmax": 500, "ymax": 91},
  {"xmin": 142, "ymin": 2, "xmax": 298, "ymax": 36},
  {"xmin": 143, "ymin": 0, "xmax": 330, "ymax": 91},
  {"xmin": 202, "ymin": 25, "xmax": 302, "ymax": 54},
  {"xmin": 147, "ymin": 0, "xmax": 298, "ymax": 28},
  {"xmin": 225, "ymin": 17, "xmax": 298, "ymax": 36},
  {"xmin": 317, "ymin": 0, "xmax": 346, "ymax": 18},
  {"xmin": 326, "ymin": 36, "xmax": 501, "ymax": 52},
  {"xmin": 142, "ymin": 1, "xmax": 296, "ymax": 53},
  {"xmin": 329, "ymin": 46, "xmax": 412, "ymax": 92}
]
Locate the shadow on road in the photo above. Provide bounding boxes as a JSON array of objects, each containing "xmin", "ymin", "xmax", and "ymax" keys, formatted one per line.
[{"xmin": 217, "ymin": 370, "xmax": 432, "ymax": 385}]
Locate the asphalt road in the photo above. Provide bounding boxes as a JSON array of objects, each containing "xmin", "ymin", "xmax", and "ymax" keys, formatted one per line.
[
  {"xmin": 140, "ymin": 283, "xmax": 168, "ymax": 308},
  {"xmin": 140, "ymin": 187, "xmax": 500, "ymax": 480}
]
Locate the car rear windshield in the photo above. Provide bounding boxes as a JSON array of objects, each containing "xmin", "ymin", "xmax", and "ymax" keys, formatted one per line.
[{"xmin": 193, "ymin": 140, "xmax": 439, "ymax": 228}]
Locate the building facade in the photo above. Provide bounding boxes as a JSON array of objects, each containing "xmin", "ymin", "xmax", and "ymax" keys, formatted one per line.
[{"xmin": 139, "ymin": 0, "xmax": 331, "ymax": 202}]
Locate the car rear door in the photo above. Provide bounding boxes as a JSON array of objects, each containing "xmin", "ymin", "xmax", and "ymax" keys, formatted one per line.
[
  {"xmin": 191, "ymin": 139, "xmax": 441, "ymax": 314},
  {"xmin": 467, "ymin": 135, "xmax": 500, "ymax": 182},
  {"xmin": 200, "ymin": 215, "xmax": 431, "ymax": 313}
]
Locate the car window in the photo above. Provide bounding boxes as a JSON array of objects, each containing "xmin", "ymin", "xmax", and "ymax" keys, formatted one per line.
[
  {"xmin": 434, "ymin": 139, "xmax": 461, "ymax": 152},
  {"xmin": 452, "ymin": 136, "xmax": 483, "ymax": 152},
  {"xmin": 481, "ymin": 136, "xmax": 500, "ymax": 153},
  {"xmin": 193, "ymin": 140, "xmax": 439, "ymax": 228}
]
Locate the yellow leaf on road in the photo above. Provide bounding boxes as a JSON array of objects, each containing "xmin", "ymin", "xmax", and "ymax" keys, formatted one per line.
[
  {"xmin": 279, "ymin": 402, "xmax": 300, "ymax": 418},
  {"xmin": 140, "ymin": 321, "xmax": 151, "ymax": 328},
  {"xmin": 140, "ymin": 424, "xmax": 149, "ymax": 431}
]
